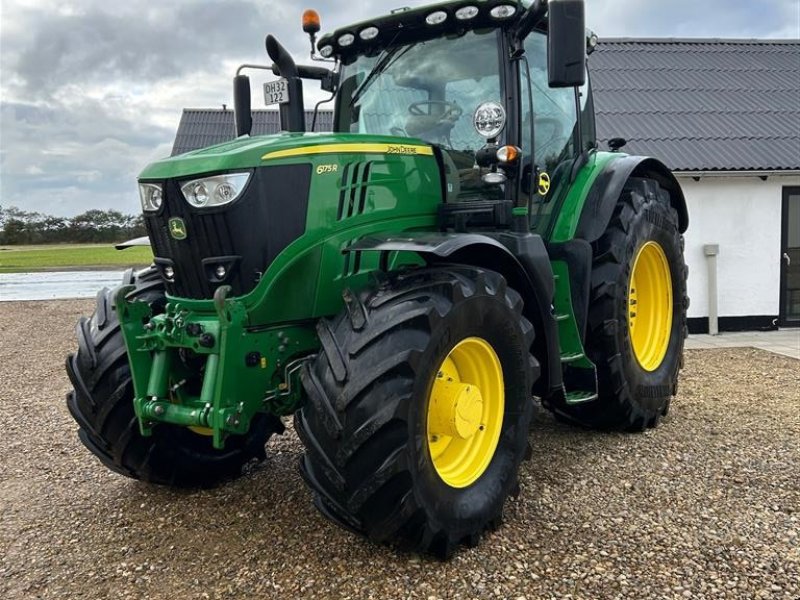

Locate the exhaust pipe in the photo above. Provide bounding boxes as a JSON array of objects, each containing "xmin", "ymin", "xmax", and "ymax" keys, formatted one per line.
[{"xmin": 266, "ymin": 34, "xmax": 306, "ymax": 133}]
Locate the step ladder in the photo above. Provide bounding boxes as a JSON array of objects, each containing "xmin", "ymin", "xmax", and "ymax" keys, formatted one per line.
[{"xmin": 552, "ymin": 263, "xmax": 598, "ymax": 406}]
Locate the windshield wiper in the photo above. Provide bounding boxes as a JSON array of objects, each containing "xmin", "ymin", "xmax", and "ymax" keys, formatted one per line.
[{"xmin": 348, "ymin": 42, "xmax": 416, "ymax": 108}]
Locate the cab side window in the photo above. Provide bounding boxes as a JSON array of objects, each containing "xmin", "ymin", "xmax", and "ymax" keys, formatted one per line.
[{"xmin": 520, "ymin": 31, "xmax": 578, "ymax": 171}]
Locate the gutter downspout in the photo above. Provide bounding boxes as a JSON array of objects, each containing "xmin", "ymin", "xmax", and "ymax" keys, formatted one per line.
[{"xmin": 703, "ymin": 244, "xmax": 719, "ymax": 335}]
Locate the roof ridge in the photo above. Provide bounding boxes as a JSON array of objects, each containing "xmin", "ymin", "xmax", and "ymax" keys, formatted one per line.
[
  {"xmin": 594, "ymin": 88, "xmax": 800, "ymax": 92},
  {"xmin": 180, "ymin": 108, "xmax": 333, "ymax": 113},
  {"xmin": 606, "ymin": 135, "xmax": 800, "ymax": 142},
  {"xmin": 598, "ymin": 37, "xmax": 800, "ymax": 45},
  {"xmin": 591, "ymin": 67, "xmax": 800, "ymax": 72},
  {"xmin": 596, "ymin": 110, "xmax": 800, "ymax": 115}
]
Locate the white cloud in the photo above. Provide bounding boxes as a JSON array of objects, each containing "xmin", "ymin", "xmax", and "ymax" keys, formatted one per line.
[{"xmin": 1, "ymin": 0, "xmax": 797, "ymax": 216}]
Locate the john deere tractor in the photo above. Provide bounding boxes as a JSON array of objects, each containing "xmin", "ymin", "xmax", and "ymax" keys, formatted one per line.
[{"xmin": 66, "ymin": 0, "xmax": 688, "ymax": 558}]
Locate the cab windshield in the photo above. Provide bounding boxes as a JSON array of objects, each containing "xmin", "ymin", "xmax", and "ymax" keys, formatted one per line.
[{"xmin": 335, "ymin": 30, "xmax": 504, "ymax": 199}]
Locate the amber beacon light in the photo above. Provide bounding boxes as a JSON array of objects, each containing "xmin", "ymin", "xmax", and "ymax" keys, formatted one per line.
[{"xmin": 302, "ymin": 9, "xmax": 321, "ymax": 34}]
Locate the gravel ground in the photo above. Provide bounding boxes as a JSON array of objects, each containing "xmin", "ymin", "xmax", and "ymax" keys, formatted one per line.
[{"xmin": 1, "ymin": 299, "xmax": 798, "ymax": 600}]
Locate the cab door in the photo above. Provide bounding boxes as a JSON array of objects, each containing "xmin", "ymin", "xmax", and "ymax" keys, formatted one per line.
[{"xmin": 519, "ymin": 30, "xmax": 594, "ymax": 235}]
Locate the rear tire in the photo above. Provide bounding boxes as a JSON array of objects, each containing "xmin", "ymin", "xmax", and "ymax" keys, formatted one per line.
[
  {"xmin": 65, "ymin": 267, "xmax": 282, "ymax": 488},
  {"xmin": 560, "ymin": 178, "xmax": 688, "ymax": 430},
  {"xmin": 296, "ymin": 266, "xmax": 538, "ymax": 558}
]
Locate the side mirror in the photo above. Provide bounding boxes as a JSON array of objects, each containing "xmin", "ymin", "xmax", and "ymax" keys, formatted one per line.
[
  {"xmin": 547, "ymin": 0, "xmax": 586, "ymax": 88},
  {"xmin": 233, "ymin": 74, "xmax": 252, "ymax": 137}
]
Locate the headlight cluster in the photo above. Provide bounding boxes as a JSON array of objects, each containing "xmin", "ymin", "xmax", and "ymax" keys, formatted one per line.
[
  {"xmin": 138, "ymin": 183, "xmax": 163, "ymax": 212},
  {"xmin": 138, "ymin": 172, "xmax": 251, "ymax": 212},
  {"xmin": 180, "ymin": 173, "xmax": 251, "ymax": 209}
]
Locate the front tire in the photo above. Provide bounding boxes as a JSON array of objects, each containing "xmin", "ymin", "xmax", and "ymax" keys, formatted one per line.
[
  {"xmin": 65, "ymin": 267, "xmax": 282, "ymax": 488},
  {"xmin": 296, "ymin": 266, "xmax": 538, "ymax": 558}
]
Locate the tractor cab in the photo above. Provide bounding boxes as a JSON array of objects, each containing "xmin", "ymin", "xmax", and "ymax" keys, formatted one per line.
[
  {"xmin": 317, "ymin": 0, "xmax": 595, "ymax": 229},
  {"xmin": 336, "ymin": 28, "xmax": 505, "ymax": 201}
]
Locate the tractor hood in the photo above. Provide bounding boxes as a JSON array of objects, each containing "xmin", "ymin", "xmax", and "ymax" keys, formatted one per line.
[
  {"xmin": 138, "ymin": 132, "xmax": 433, "ymax": 180},
  {"xmin": 136, "ymin": 130, "xmax": 441, "ymax": 301}
]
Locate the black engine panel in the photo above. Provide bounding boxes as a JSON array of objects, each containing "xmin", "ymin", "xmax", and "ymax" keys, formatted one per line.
[{"xmin": 144, "ymin": 164, "xmax": 312, "ymax": 299}]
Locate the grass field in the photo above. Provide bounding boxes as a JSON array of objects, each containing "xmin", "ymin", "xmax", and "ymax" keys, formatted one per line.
[{"xmin": 0, "ymin": 244, "xmax": 153, "ymax": 273}]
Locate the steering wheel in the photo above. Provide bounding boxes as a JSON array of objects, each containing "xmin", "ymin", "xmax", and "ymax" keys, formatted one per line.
[{"xmin": 408, "ymin": 100, "xmax": 463, "ymax": 121}]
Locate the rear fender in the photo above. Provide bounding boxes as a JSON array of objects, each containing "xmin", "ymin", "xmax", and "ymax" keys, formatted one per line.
[{"xmin": 575, "ymin": 156, "xmax": 688, "ymax": 243}]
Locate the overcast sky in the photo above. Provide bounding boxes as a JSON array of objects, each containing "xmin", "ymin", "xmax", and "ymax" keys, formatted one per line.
[{"xmin": 1, "ymin": 0, "xmax": 798, "ymax": 217}]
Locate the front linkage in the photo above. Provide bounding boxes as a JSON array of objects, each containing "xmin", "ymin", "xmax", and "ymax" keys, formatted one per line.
[{"xmin": 114, "ymin": 285, "xmax": 317, "ymax": 449}]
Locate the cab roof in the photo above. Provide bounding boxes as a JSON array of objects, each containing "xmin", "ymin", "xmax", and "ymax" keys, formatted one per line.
[{"xmin": 317, "ymin": 0, "xmax": 529, "ymax": 61}]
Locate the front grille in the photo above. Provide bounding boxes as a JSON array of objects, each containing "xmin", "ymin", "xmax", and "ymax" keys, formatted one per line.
[{"xmin": 144, "ymin": 164, "xmax": 312, "ymax": 299}]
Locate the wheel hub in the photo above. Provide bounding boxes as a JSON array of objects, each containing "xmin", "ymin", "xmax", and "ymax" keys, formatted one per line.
[
  {"xmin": 426, "ymin": 337, "xmax": 504, "ymax": 488},
  {"xmin": 429, "ymin": 377, "xmax": 484, "ymax": 440}
]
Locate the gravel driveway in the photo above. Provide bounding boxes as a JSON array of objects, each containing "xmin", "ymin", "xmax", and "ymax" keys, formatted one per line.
[{"xmin": 1, "ymin": 300, "xmax": 797, "ymax": 599}]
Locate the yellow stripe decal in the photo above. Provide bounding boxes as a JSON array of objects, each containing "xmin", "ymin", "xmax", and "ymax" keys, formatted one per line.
[{"xmin": 261, "ymin": 143, "xmax": 434, "ymax": 161}]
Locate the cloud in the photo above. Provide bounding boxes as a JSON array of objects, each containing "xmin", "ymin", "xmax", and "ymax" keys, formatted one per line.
[
  {"xmin": 10, "ymin": 1, "xmax": 276, "ymax": 96},
  {"xmin": 1, "ymin": 99, "xmax": 173, "ymax": 216},
  {"xmin": 1, "ymin": 0, "xmax": 798, "ymax": 217}
]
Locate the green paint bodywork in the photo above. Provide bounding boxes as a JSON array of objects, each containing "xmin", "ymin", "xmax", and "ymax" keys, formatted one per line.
[
  {"xmin": 118, "ymin": 129, "xmax": 628, "ymax": 447},
  {"xmin": 533, "ymin": 151, "xmax": 620, "ymax": 242},
  {"xmin": 119, "ymin": 133, "xmax": 442, "ymax": 447}
]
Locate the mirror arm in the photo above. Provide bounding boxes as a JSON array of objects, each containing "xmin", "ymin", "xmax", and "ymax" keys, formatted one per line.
[
  {"xmin": 236, "ymin": 63, "xmax": 273, "ymax": 76},
  {"xmin": 512, "ymin": 0, "xmax": 549, "ymax": 42},
  {"xmin": 236, "ymin": 63, "xmax": 337, "ymax": 94}
]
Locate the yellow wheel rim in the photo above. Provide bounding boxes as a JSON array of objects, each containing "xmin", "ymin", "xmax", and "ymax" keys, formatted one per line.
[
  {"xmin": 426, "ymin": 337, "xmax": 504, "ymax": 488},
  {"xmin": 628, "ymin": 241, "xmax": 673, "ymax": 371},
  {"xmin": 188, "ymin": 425, "xmax": 214, "ymax": 436},
  {"xmin": 169, "ymin": 382, "xmax": 213, "ymax": 436}
]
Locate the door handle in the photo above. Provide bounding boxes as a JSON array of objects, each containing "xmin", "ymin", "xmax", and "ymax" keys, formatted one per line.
[{"xmin": 784, "ymin": 252, "xmax": 791, "ymax": 266}]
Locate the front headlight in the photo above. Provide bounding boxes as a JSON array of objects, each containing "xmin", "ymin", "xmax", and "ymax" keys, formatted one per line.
[
  {"xmin": 180, "ymin": 173, "xmax": 251, "ymax": 208},
  {"xmin": 138, "ymin": 183, "xmax": 163, "ymax": 212}
]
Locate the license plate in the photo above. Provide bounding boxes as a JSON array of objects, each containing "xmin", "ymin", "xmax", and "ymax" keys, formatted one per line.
[{"xmin": 263, "ymin": 78, "xmax": 290, "ymax": 106}]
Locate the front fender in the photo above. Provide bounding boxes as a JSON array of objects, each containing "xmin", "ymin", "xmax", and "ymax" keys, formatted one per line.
[
  {"xmin": 345, "ymin": 231, "xmax": 564, "ymax": 398},
  {"xmin": 344, "ymin": 232, "xmax": 510, "ymax": 258},
  {"xmin": 115, "ymin": 236, "xmax": 151, "ymax": 250}
]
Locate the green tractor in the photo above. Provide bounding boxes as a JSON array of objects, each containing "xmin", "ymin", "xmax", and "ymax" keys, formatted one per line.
[{"xmin": 66, "ymin": 0, "xmax": 688, "ymax": 558}]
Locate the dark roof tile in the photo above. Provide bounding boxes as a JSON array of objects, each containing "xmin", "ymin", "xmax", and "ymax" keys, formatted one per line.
[
  {"xmin": 591, "ymin": 38, "xmax": 800, "ymax": 170},
  {"xmin": 171, "ymin": 109, "xmax": 334, "ymax": 156}
]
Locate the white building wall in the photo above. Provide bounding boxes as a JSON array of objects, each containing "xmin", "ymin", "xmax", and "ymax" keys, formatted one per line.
[{"xmin": 678, "ymin": 174, "xmax": 800, "ymax": 320}]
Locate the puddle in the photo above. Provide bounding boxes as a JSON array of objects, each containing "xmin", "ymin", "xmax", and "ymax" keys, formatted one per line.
[{"xmin": 0, "ymin": 271, "xmax": 126, "ymax": 301}]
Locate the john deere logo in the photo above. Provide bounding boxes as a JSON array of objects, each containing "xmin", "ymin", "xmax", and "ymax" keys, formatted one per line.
[{"xmin": 168, "ymin": 217, "xmax": 187, "ymax": 240}]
